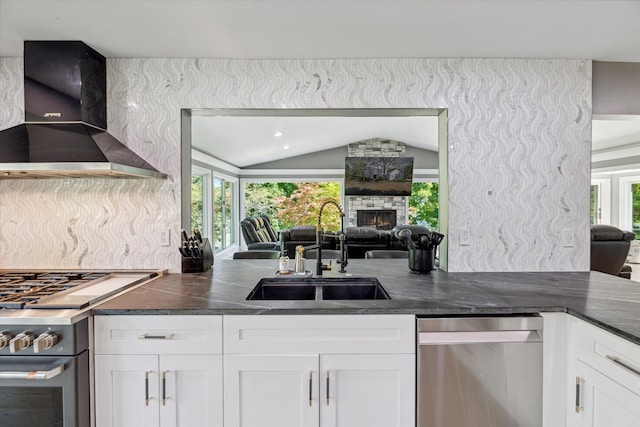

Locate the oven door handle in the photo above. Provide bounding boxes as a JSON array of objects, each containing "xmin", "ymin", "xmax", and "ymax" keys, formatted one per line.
[{"xmin": 0, "ymin": 363, "xmax": 64, "ymax": 380}]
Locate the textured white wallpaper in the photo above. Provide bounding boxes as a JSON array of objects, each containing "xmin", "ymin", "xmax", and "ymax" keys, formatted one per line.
[{"xmin": 0, "ymin": 57, "xmax": 591, "ymax": 272}]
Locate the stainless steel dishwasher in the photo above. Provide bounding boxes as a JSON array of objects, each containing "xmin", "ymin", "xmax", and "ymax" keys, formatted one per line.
[{"xmin": 417, "ymin": 316, "xmax": 543, "ymax": 427}]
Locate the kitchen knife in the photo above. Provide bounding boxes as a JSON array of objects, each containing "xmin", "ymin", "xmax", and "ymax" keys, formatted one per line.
[
  {"xmin": 192, "ymin": 243, "xmax": 202, "ymax": 258},
  {"xmin": 182, "ymin": 241, "xmax": 193, "ymax": 258},
  {"xmin": 181, "ymin": 229, "xmax": 190, "ymax": 243},
  {"xmin": 179, "ymin": 246, "xmax": 190, "ymax": 258},
  {"xmin": 193, "ymin": 229, "xmax": 203, "ymax": 243}
]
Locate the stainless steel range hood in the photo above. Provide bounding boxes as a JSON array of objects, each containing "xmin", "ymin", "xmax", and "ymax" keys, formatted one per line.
[{"xmin": 0, "ymin": 41, "xmax": 167, "ymax": 179}]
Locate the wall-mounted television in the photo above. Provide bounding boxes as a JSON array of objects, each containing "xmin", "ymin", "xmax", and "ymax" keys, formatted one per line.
[{"xmin": 344, "ymin": 156, "xmax": 414, "ymax": 196}]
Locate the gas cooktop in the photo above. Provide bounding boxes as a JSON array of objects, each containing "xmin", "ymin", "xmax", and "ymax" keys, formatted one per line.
[{"xmin": 0, "ymin": 270, "xmax": 161, "ymax": 310}]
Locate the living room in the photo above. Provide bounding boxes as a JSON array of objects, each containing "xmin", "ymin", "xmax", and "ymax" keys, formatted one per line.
[{"xmin": 188, "ymin": 109, "xmax": 443, "ymax": 261}]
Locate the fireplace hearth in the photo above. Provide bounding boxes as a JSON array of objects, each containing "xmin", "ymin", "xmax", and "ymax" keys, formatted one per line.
[{"xmin": 357, "ymin": 210, "xmax": 397, "ymax": 230}]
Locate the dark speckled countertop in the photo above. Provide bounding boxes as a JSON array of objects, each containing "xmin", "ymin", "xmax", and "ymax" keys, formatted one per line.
[{"xmin": 94, "ymin": 259, "xmax": 640, "ymax": 345}]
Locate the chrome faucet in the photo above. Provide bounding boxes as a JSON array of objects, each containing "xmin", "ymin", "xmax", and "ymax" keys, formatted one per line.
[{"xmin": 304, "ymin": 199, "xmax": 348, "ymax": 275}]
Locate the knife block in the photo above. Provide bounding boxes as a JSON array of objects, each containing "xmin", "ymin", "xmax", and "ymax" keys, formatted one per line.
[{"xmin": 181, "ymin": 238, "xmax": 214, "ymax": 273}]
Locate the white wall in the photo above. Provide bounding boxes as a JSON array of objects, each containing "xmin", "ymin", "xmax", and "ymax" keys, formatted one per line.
[{"xmin": 0, "ymin": 57, "xmax": 591, "ymax": 272}]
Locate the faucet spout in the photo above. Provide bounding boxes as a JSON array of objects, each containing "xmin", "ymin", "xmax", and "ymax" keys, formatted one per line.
[{"xmin": 315, "ymin": 199, "xmax": 348, "ymax": 275}]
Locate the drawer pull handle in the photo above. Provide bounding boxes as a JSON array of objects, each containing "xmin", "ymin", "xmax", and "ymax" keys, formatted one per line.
[
  {"xmin": 575, "ymin": 376, "xmax": 584, "ymax": 413},
  {"xmin": 145, "ymin": 371, "xmax": 151, "ymax": 406},
  {"xmin": 162, "ymin": 371, "xmax": 167, "ymax": 406},
  {"xmin": 606, "ymin": 354, "xmax": 640, "ymax": 376},
  {"xmin": 326, "ymin": 371, "xmax": 330, "ymax": 406},
  {"xmin": 139, "ymin": 333, "xmax": 175, "ymax": 340},
  {"xmin": 308, "ymin": 371, "xmax": 313, "ymax": 407}
]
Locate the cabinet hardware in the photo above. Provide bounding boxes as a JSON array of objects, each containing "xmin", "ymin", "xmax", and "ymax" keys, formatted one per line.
[
  {"xmin": 162, "ymin": 371, "xmax": 167, "ymax": 406},
  {"xmin": 309, "ymin": 371, "xmax": 313, "ymax": 407},
  {"xmin": 145, "ymin": 371, "xmax": 151, "ymax": 406},
  {"xmin": 575, "ymin": 376, "xmax": 584, "ymax": 413},
  {"xmin": 138, "ymin": 333, "xmax": 175, "ymax": 340},
  {"xmin": 606, "ymin": 354, "xmax": 640, "ymax": 376},
  {"xmin": 326, "ymin": 371, "xmax": 330, "ymax": 406}
]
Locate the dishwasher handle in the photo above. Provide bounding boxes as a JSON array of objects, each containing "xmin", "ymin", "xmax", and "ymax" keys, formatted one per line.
[{"xmin": 418, "ymin": 329, "xmax": 542, "ymax": 345}]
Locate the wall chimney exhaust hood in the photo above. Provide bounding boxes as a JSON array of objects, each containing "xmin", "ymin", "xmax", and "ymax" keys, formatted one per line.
[{"xmin": 0, "ymin": 41, "xmax": 167, "ymax": 179}]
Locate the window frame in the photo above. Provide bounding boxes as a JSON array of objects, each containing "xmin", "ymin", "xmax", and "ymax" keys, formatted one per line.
[
  {"xmin": 591, "ymin": 178, "xmax": 611, "ymax": 225},
  {"xmin": 191, "ymin": 165, "xmax": 212, "ymax": 239},
  {"xmin": 618, "ymin": 175, "xmax": 640, "ymax": 231}
]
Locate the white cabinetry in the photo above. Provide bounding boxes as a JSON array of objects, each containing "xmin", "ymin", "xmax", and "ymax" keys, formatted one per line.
[
  {"xmin": 94, "ymin": 315, "xmax": 223, "ymax": 427},
  {"xmin": 223, "ymin": 315, "xmax": 415, "ymax": 427},
  {"xmin": 567, "ymin": 316, "xmax": 640, "ymax": 427},
  {"xmin": 223, "ymin": 354, "xmax": 318, "ymax": 427},
  {"xmin": 318, "ymin": 353, "xmax": 414, "ymax": 427}
]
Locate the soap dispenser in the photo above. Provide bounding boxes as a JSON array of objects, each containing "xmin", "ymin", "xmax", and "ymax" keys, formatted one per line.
[{"xmin": 294, "ymin": 245, "xmax": 306, "ymax": 273}]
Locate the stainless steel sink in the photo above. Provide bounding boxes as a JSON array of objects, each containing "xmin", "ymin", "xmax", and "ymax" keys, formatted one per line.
[{"xmin": 246, "ymin": 277, "xmax": 391, "ymax": 301}]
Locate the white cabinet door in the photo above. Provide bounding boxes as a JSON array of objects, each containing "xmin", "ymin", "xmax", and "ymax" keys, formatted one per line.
[
  {"xmin": 224, "ymin": 354, "xmax": 319, "ymax": 427},
  {"xmin": 95, "ymin": 354, "xmax": 160, "ymax": 427},
  {"xmin": 574, "ymin": 361, "xmax": 640, "ymax": 427},
  {"xmin": 319, "ymin": 354, "xmax": 415, "ymax": 427},
  {"xmin": 159, "ymin": 355, "xmax": 223, "ymax": 427}
]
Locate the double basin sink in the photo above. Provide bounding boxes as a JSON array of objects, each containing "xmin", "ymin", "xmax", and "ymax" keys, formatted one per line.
[{"xmin": 246, "ymin": 277, "xmax": 391, "ymax": 301}]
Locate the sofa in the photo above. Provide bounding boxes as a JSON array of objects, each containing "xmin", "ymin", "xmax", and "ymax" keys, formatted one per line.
[
  {"xmin": 280, "ymin": 225, "xmax": 336, "ymax": 256},
  {"xmin": 343, "ymin": 227, "xmax": 390, "ymax": 258},
  {"xmin": 341, "ymin": 224, "xmax": 436, "ymax": 258},
  {"xmin": 591, "ymin": 224, "xmax": 634, "ymax": 279},
  {"xmin": 281, "ymin": 223, "xmax": 438, "ymax": 259},
  {"xmin": 240, "ymin": 215, "xmax": 281, "ymax": 251}
]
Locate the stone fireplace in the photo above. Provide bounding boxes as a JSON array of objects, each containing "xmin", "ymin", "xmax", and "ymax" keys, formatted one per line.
[
  {"xmin": 347, "ymin": 139, "xmax": 408, "ymax": 227},
  {"xmin": 357, "ymin": 210, "xmax": 397, "ymax": 230}
]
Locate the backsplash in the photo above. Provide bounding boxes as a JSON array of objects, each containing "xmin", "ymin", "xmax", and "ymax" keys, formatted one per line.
[{"xmin": 0, "ymin": 57, "xmax": 591, "ymax": 272}]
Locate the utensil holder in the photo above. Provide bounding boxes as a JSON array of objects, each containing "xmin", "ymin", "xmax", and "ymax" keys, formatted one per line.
[
  {"xmin": 408, "ymin": 248, "xmax": 434, "ymax": 273},
  {"xmin": 181, "ymin": 238, "xmax": 214, "ymax": 273}
]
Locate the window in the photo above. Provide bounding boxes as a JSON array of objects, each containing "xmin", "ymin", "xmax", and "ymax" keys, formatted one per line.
[
  {"xmin": 591, "ymin": 178, "xmax": 611, "ymax": 225},
  {"xmin": 213, "ymin": 178, "xmax": 235, "ymax": 250},
  {"xmin": 408, "ymin": 181, "xmax": 439, "ymax": 230},
  {"xmin": 590, "ymin": 184, "xmax": 599, "ymax": 224},
  {"xmin": 619, "ymin": 176, "xmax": 640, "ymax": 237},
  {"xmin": 191, "ymin": 171, "xmax": 207, "ymax": 234},
  {"xmin": 192, "ymin": 165, "xmax": 238, "ymax": 252},
  {"xmin": 633, "ymin": 183, "xmax": 640, "ymax": 238},
  {"xmin": 243, "ymin": 181, "xmax": 342, "ymax": 230}
]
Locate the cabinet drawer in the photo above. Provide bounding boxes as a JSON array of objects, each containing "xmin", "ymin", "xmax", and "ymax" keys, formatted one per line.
[
  {"xmin": 94, "ymin": 315, "xmax": 222, "ymax": 355},
  {"xmin": 223, "ymin": 314, "xmax": 415, "ymax": 354},
  {"xmin": 574, "ymin": 318, "xmax": 640, "ymax": 395}
]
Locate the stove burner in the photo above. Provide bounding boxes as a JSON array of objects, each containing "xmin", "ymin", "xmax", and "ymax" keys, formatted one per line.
[{"xmin": 0, "ymin": 272, "xmax": 109, "ymax": 309}]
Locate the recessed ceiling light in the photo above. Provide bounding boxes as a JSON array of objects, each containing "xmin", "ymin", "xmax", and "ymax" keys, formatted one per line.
[
  {"xmin": 274, "ymin": 131, "xmax": 283, "ymax": 137},
  {"xmin": 283, "ymin": 145, "xmax": 290, "ymax": 150}
]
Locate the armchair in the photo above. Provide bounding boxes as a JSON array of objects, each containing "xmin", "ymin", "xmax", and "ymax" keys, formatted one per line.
[
  {"xmin": 591, "ymin": 224, "xmax": 634, "ymax": 279},
  {"xmin": 240, "ymin": 215, "xmax": 281, "ymax": 251}
]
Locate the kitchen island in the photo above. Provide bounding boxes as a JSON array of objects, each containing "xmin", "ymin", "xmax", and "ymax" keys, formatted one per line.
[
  {"xmin": 94, "ymin": 258, "xmax": 640, "ymax": 344},
  {"xmin": 92, "ymin": 259, "xmax": 640, "ymax": 427}
]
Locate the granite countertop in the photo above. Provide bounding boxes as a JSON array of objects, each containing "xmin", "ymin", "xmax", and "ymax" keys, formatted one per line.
[{"xmin": 94, "ymin": 259, "xmax": 640, "ymax": 345}]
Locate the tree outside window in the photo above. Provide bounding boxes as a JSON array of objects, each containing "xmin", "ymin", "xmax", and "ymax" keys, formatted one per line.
[
  {"xmin": 191, "ymin": 174, "xmax": 204, "ymax": 232},
  {"xmin": 408, "ymin": 182, "xmax": 439, "ymax": 230},
  {"xmin": 245, "ymin": 182, "xmax": 341, "ymax": 230},
  {"xmin": 632, "ymin": 183, "xmax": 640, "ymax": 238},
  {"xmin": 245, "ymin": 181, "xmax": 440, "ymax": 231}
]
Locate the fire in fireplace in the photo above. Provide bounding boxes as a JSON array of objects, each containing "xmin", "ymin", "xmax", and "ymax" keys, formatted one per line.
[{"xmin": 357, "ymin": 210, "xmax": 397, "ymax": 230}]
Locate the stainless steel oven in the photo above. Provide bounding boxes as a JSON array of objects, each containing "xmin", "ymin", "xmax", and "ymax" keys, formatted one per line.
[
  {"xmin": 0, "ymin": 270, "xmax": 163, "ymax": 427},
  {"xmin": 0, "ymin": 320, "xmax": 90, "ymax": 427}
]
